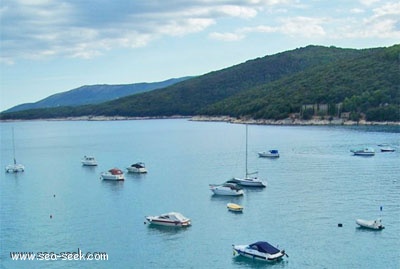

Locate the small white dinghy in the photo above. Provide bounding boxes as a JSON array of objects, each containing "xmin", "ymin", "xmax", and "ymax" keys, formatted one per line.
[
  {"xmin": 227, "ymin": 203, "xmax": 243, "ymax": 212},
  {"xmin": 356, "ymin": 218, "xmax": 384, "ymax": 230}
]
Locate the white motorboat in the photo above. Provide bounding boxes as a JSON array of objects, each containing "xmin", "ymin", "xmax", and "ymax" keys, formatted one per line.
[
  {"xmin": 258, "ymin": 150, "xmax": 280, "ymax": 158},
  {"xmin": 356, "ymin": 218, "xmax": 384, "ymax": 230},
  {"xmin": 209, "ymin": 183, "xmax": 244, "ymax": 196},
  {"xmin": 127, "ymin": 162, "xmax": 147, "ymax": 173},
  {"xmin": 233, "ymin": 125, "xmax": 267, "ymax": 187},
  {"xmin": 233, "ymin": 241, "xmax": 287, "ymax": 262},
  {"xmin": 378, "ymin": 144, "xmax": 395, "ymax": 152},
  {"xmin": 229, "ymin": 177, "xmax": 266, "ymax": 187},
  {"xmin": 145, "ymin": 212, "xmax": 191, "ymax": 227},
  {"xmin": 100, "ymin": 168, "xmax": 125, "ymax": 181},
  {"xmin": 5, "ymin": 128, "xmax": 24, "ymax": 173},
  {"xmin": 227, "ymin": 203, "xmax": 243, "ymax": 212},
  {"xmin": 380, "ymin": 146, "xmax": 395, "ymax": 152},
  {"xmin": 81, "ymin": 155, "xmax": 98, "ymax": 166},
  {"xmin": 350, "ymin": 147, "xmax": 375, "ymax": 156}
]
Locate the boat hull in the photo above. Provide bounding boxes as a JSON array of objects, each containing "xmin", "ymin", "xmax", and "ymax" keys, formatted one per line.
[
  {"xmin": 127, "ymin": 167, "xmax": 147, "ymax": 173},
  {"xmin": 5, "ymin": 164, "xmax": 25, "ymax": 173},
  {"xmin": 380, "ymin": 147, "xmax": 395, "ymax": 152},
  {"xmin": 230, "ymin": 178, "xmax": 266, "ymax": 187},
  {"xmin": 353, "ymin": 152, "xmax": 375, "ymax": 156},
  {"xmin": 209, "ymin": 184, "xmax": 244, "ymax": 196},
  {"xmin": 82, "ymin": 161, "xmax": 98, "ymax": 166},
  {"xmin": 356, "ymin": 219, "xmax": 384, "ymax": 230},
  {"xmin": 146, "ymin": 218, "xmax": 191, "ymax": 227},
  {"xmin": 101, "ymin": 174, "xmax": 124, "ymax": 181}
]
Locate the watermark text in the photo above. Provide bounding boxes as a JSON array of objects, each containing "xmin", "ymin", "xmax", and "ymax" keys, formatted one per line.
[{"xmin": 10, "ymin": 248, "xmax": 108, "ymax": 261}]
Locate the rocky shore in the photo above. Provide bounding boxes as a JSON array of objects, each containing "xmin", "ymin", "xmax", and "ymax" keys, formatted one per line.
[{"xmin": 190, "ymin": 116, "xmax": 400, "ymax": 126}]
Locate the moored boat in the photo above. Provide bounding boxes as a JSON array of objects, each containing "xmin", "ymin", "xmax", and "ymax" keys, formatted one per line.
[
  {"xmin": 81, "ymin": 155, "xmax": 98, "ymax": 166},
  {"xmin": 228, "ymin": 177, "xmax": 266, "ymax": 187},
  {"xmin": 209, "ymin": 183, "xmax": 244, "ymax": 196},
  {"xmin": 378, "ymin": 144, "xmax": 395, "ymax": 152},
  {"xmin": 100, "ymin": 168, "xmax": 125, "ymax": 181},
  {"xmin": 145, "ymin": 212, "xmax": 191, "ymax": 227},
  {"xmin": 356, "ymin": 218, "xmax": 384, "ymax": 230},
  {"xmin": 380, "ymin": 147, "xmax": 395, "ymax": 152},
  {"xmin": 5, "ymin": 128, "xmax": 25, "ymax": 173},
  {"xmin": 127, "ymin": 162, "xmax": 147, "ymax": 173},
  {"xmin": 258, "ymin": 150, "xmax": 279, "ymax": 158},
  {"xmin": 227, "ymin": 203, "xmax": 243, "ymax": 212},
  {"xmin": 233, "ymin": 125, "xmax": 267, "ymax": 187},
  {"xmin": 5, "ymin": 163, "xmax": 25, "ymax": 173},
  {"xmin": 233, "ymin": 241, "xmax": 287, "ymax": 262},
  {"xmin": 350, "ymin": 147, "xmax": 375, "ymax": 156}
]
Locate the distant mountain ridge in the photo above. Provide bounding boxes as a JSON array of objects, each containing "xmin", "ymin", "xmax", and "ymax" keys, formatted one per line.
[
  {"xmin": 4, "ymin": 77, "xmax": 192, "ymax": 113},
  {"xmin": 1, "ymin": 44, "xmax": 399, "ymax": 122}
]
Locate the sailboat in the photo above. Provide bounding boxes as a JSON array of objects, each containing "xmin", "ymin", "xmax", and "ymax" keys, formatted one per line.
[
  {"xmin": 5, "ymin": 128, "xmax": 25, "ymax": 173},
  {"xmin": 229, "ymin": 125, "xmax": 266, "ymax": 187}
]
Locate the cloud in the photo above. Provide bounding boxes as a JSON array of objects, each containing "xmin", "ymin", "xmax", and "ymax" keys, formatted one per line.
[
  {"xmin": 335, "ymin": 1, "xmax": 400, "ymax": 40},
  {"xmin": 1, "ymin": 0, "xmax": 398, "ymax": 64},
  {"xmin": 279, "ymin": 16, "xmax": 326, "ymax": 37},
  {"xmin": 209, "ymin": 24, "xmax": 276, "ymax": 41},
  {"xmin": 1, "ymin": 0, "xmax": 274, "ymax": 62},
  {"xmin": 209, "ymin": 32, "xmax": 245, "ymax": 41}
]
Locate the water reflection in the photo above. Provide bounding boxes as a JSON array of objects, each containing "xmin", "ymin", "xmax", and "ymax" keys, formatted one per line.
[
  {"xmin": 146, "ymin": 223, "xmax": 190, "ymax": 236},
  {"xmin": 232, "ymin": 254, "xmax": 288, "ymax": 268},
  {"xmin": 210, "ymin": 194, "xmax": 244, "ymax": 203},
  {"xmin": 126, "ymin": 172, "xmax": 147, "ymax": 180},
  {"xmin": 101, "ymin": 179, "xmax": 124, "ymax": 192}
]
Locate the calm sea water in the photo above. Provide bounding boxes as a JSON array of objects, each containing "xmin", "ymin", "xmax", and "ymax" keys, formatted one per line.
[{"xmin": 1, "ymin": 119, "xmax": 399, "ymax": 269}]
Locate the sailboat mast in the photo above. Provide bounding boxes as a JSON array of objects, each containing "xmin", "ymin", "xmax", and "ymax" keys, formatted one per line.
[
  {"xmin": 12, "ymin": 127, "xmax": 17, "ymax": 165},
  {"xmin": 245, "ymin": 124, "xmax": 248, "ymax": 177}
]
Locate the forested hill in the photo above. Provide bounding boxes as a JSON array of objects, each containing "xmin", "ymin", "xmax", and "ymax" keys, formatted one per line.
[
  {"xmin": 202, "ymin": 45, "xmax": 400, "ymax": 121},
  {"xmin": 1, "ymin": 44, "xmax": 399, "ymax": 121},
  {"xmin": 4, "ymin": 77, "xmax": 191, "ymax": 113}
]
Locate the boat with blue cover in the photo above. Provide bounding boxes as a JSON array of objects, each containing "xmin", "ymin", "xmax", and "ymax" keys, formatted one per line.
[
  {"xmin": 232, "ymin": 241, "xmax": 288, "ymax": 262},
  {"xmin": 258, "ymin": 149, "xmax": 280, "ymax": 158},
  {"xmin": 233, "ymin": 241, "xmax": 287, "ymax": 262}
]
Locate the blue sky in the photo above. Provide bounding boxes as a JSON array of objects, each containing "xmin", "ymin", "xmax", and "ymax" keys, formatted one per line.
[{"xmin": 1, "ymin": 0, "xmax": 399, "ymax": 112}]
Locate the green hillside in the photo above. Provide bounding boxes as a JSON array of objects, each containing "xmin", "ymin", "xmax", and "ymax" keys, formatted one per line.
[
  {"xmin": 1, "ymin": 45, "xmax": 399, "ymax": 121},
  {"xmin": 202, "ymin": 45, "xmax": 400, "ymax": 121}
]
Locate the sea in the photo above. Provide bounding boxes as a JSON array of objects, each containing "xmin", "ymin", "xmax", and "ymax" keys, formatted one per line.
[{"xmin": 1, "ymin": 119, "xmax": 399, "ymax": 269}]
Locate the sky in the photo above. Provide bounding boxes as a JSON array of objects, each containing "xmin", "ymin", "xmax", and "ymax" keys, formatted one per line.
[{"xmin": 0, "ymin": 0, "xmax": 399, "ymax": 112}]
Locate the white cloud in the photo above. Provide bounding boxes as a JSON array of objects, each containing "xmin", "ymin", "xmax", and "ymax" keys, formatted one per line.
[
  {"xmin": 358, "ymin": 0, "xmax": 380, "ymax": 6},
  {"xmin": 371, "ymin": 1, "xmax": 400, "ymax": 18},
  {"xmin": 349, "ymin": 8, "xmax": 364, "ymax": 14},
  {"xmin": 215, "ymin": 5, "xmax": 258, "ymax": 18},
  {"xmin": 1, "ymin": 0, "xmax": 398, "ymax": 64},
  {"xmin": 279, "ymin": 16, "xmax": 326, "ymax": 37},
  {"xmin": 339, "ymin": 1, "xmax": 400, "ymax": 39},
  {"xmin": 209, "ymin": 32, "xmax": 245, "ymax": 41}
]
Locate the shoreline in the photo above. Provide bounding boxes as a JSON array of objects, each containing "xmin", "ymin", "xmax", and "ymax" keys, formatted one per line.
[
  {"xmin": 1, "ymin": 115, "xmax": 399, "ymax": 126},
  {"xmin": 190, "ymin": 116, "xmax": 400, "ymax": 126}
]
